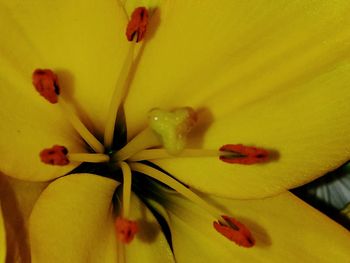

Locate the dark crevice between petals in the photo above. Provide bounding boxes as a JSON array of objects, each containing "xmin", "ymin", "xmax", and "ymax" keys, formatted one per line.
[
  {"xmin": 112, "ymin": 106, "xmax": 128, "ymax": 151},
  {"xmin": 66, "ymin": 162, "xmax": 123, "ymax": 183},
  {"xmin": 133, "ymin": 175, "xmax": 174, "ymax": 252}
]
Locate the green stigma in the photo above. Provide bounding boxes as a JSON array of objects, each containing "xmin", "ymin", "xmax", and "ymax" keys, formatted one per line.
[{"xmin": 148, "ymin": 107, "xmax": 197, "ymax": 155}]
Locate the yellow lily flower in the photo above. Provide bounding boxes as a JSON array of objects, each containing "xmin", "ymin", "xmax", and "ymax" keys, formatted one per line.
[{"xmin": 1, "ymin": 0, "xmax": 350, "ymax": 262}]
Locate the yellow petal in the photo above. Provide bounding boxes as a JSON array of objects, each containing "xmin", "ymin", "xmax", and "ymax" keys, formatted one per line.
[
  {"xmin": 1, "ymin": 0, "xmax": 129, "ymax": 137},
  {"xmin": 341, "ymin": 203, "xmax": 350, "ymax": 219},
  {"xmin": 4, "ymin": 176, "xmax": 48, "ymax": 221},
  {"xmin": 0, "ymin": 173, "xmax": 44, "ymax": 262},
  {"xmin": 29, "ymin": 174, "xmax": 120, "ymax": 262},
  {"xmin": 0, "ymin": 202, "xmax": 5, "ymax": 263},
  {"xmin": 0, "ymin": 7, "xmax": 88, "ymax": 181},
  {"xmin": 0, "ymin": 173, "xmax": 33, "ymax": 262},
  {"xmin": 0, "ymin": 73, "xmax": 86, "ymax": 181},
  {"xmin": 0, "ymin": 175, "xmax": 49, "ymax": 262},
  {"xmin": 122, "ymin": 0, "xmax": 161, "ymax": 17},
  {"xmin": 155, "ymin": 190, "xmax": 350, "ymax": 262},
  {"xmin": 124, "ymin": 0, "xmax": 350, "ymax": 139},
  {"xmin": 123, "ymin": 0, "xmax": 350, "ymax": 198},
  {"xmin": 153, "ymin": 62, "xmax": 350, "ymax": 198},
  {"xmin": 1, "ymin": 180, "xmax": 36, "ymax": 261},
  {"xmin": 124, "ymin": 193, "xmax": 175, "ymax": 263}
]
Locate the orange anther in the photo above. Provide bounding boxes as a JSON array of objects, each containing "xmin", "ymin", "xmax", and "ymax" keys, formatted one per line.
[
  {"xmin": 219, "ymin": 144, "xmax": 269, "ymax": 165},
  {"xmin": 115, "ymin": 217, "xmax": 139, "ymax": 244},
  {"xmin": 40, "ymin": 145, "xmax": 69, "ymax": 165},
  {"xmin": 126, "ymin": 7, "xmax": 148, "ymax": 42},
  {"xmin": 32, "ymin": 69, "xmax": 60, "ymax": 104},
  {"xmin": 213, "ymin": 215, "xmax": 255, "ymax": 248}
]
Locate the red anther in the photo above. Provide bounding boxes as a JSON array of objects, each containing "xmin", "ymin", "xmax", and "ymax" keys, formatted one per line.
[
  {"xmin": 115, "ymin": 217, "xmax": 139, "ymax": 244},
  {"xmin": 219, "ymin": 144, "xmax": 269, "ymax": 165},
  {"xmin": 32, "ymin": 69, "xmax": 60, "ymax": 104},
  {"xmin": 126, "ymin": 7, "xmax": 148, "ymax": 42},
  {"xmin": 213, "ymin": 215, "xmax": 255, "ymax": 248},
  {"xmin": 40, "ymin": 145, "xmax": 69, "ymax": 165}
]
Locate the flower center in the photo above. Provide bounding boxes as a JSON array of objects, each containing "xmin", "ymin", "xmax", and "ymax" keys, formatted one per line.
[{"xmin": 32, "ymin": 6, "xmax": 272, "ymax": 253}]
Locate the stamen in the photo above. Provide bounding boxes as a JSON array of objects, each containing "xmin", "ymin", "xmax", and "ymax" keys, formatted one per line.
[
  {"xmin": 117, "ymin": 243, "xmax": 125, "ymax": 263},
  {"xmin": 115, "ymin": 165, "xmax": 137, "ymax": 246},
  {"xmin": 148, "ymin": 107, "xmax": 198, "ymax": 155},
  {"xmin": 130, "ymin": 163, "xmax": 253, "ymax": 247},
  {"xmin": 67, "ymin": 153, "xmax": 110, "ymax": 163},
  {"xmin": 59, "ymin": 98, "xmax": 105, "ymax": 153},
  {"xmin": 126, "ymin": 7, "xmax": 148, "ymax": 42},
  {"xmin": 115, "ymin": 217, "xmax": 139, "ymax": 244},
  {"xmin": 32, "ymin": 69, "xmax": 59, "ymax": 104},
  {"xmin": 219, "ymin": 144, "xmax": 269, "ymax": 165},
  {"xmin": 104, "ymin": 40, "xmax": 135, "ymax": 149},
  {"xmin": 129, "ymin": 163, "xmax": 222, "ymax": 219},
  {"xmin": 119, "ymin": 162, "xmax": 132, "ymax": 218},
  {"xmin": 40, "ymin": 145, "xmax": 69, "ymax": 165},
  {"xmin": 128, "ymin": 149, "xmax": 232, "ymax": 162},
  {"xmin": 32, "ymin": 68, "xmax": 104, "ymax": 153},
  {"xmin": 213, "ymin": 216, "xmax": 255, "ymax": 248},
  {"xmin": 113, "ymin": 128, "xmax": 161, "ymax": 161}
]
